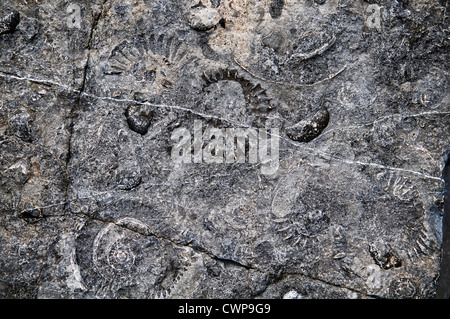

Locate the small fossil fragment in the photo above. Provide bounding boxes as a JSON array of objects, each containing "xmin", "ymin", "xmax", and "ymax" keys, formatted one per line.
[
  {"xmin": 389, "ymin": 278, "xmax": 418, "ymax": 299},
  {"xmin": 269, "ymin": 0, "xmax": 285, "ymax": 19},
  {"xmin": 0, "ymin": 11, "xmax": 20, "ymax": 36},
  {"xmin": 116, "ymin": 168, "xmax": 142, "ymax": 190},
  {"xmin": 125, "ymin": 104, "xmax": 153, "ymax": 135},
  {"xmin": 291, "ymin": 36, "xmax": 336, "ymax": 61},
  {"xmin": 275, "ymin": 209, "xmax": 330, "ymax": 246},
  {"xmin": 285, "ymin": 108, "xmax": 329, "ymax": 142},
  {"xmin": 369, "ymin": 244, "xmax": 403, "ymax": 270},
  {"xmin": 188, "ymin": 6, "xmax": 221, "ymax": 31},
  {"xmin": 210, "ymin": 0, "xmax": 221, "ymax": 8},
  {"xmin": 333, "ymin": 252, "xmax": 346, "ymax": 260},
  {"xmin": 304, "ymin": 209, "xmax": 330, "ymax": 234}
]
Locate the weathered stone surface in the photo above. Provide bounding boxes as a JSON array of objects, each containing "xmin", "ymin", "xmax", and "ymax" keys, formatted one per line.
[{"xmin": 0, "ymin": 0, "xmax": 448, "ymax": 299}]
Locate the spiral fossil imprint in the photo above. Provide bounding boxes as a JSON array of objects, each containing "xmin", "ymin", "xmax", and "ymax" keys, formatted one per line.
[
  {"xmin": 92, "ymin": 217, "xmax": 151, "ymax": 279},
  {"xmin": 92, "ymin": 217, "xmax": 190, "ymax": 297}
]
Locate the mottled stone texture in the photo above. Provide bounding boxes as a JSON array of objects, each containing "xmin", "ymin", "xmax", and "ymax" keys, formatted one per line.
[{"xmin": 0, "ymin": 0, "xmax": 448, "ymax": 299}]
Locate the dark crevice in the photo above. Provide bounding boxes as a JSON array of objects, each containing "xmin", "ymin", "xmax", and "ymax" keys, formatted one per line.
[
  {"xmin": 64, "ymin": 1, "xmax": 108, "ymax": 208},
  {"xmin": 209, "ymin": 254, "xmax": 252, "ymax": 270},
  {"xmin": 18, "ymin": 202, "xmax": 380, "ymax": 299}
]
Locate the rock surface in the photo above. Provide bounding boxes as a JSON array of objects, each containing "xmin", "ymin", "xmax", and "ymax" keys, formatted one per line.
[{"xmin": 0, "ymin": 0, "xmax": 448, "ymax": 299}]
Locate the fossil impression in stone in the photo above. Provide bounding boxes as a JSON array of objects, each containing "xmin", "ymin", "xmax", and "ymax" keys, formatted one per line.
[
  {"xmin": 200, "ymin": 68, "xmax": 275, "ymax": 127},
  {"xmin": 275, "ymin": 209, "xmax": 331, "ymax": 246},
  {"xmin": 91, "ymin": 217, "xmax": 190, "ymax": 298},
  {"xmin": 187, "ymin": 0, "xmax": 221, "ymax": 31},
  {"xmin": 105, "ymin": 32, "xmax": 200, "ymax": 94},
  {"xmin": 210, "ymin": 1, "xmax": 345, "ymax": 85},
  {"xmin": 124, "ymin": 104, "xmax": 154, "ymax": 136},
  {"xmin": 285, "ymin": 108, "xmax": 329, "ymax": 142},
  {"xmin": 202, "ymin": 68, "xmax": 273, "ymax": 112}
]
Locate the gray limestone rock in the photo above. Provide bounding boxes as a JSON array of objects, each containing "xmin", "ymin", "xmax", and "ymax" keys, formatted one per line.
[{"xmin": 0, "ymin": 0, "xmax": 448, "ymax": 299}]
